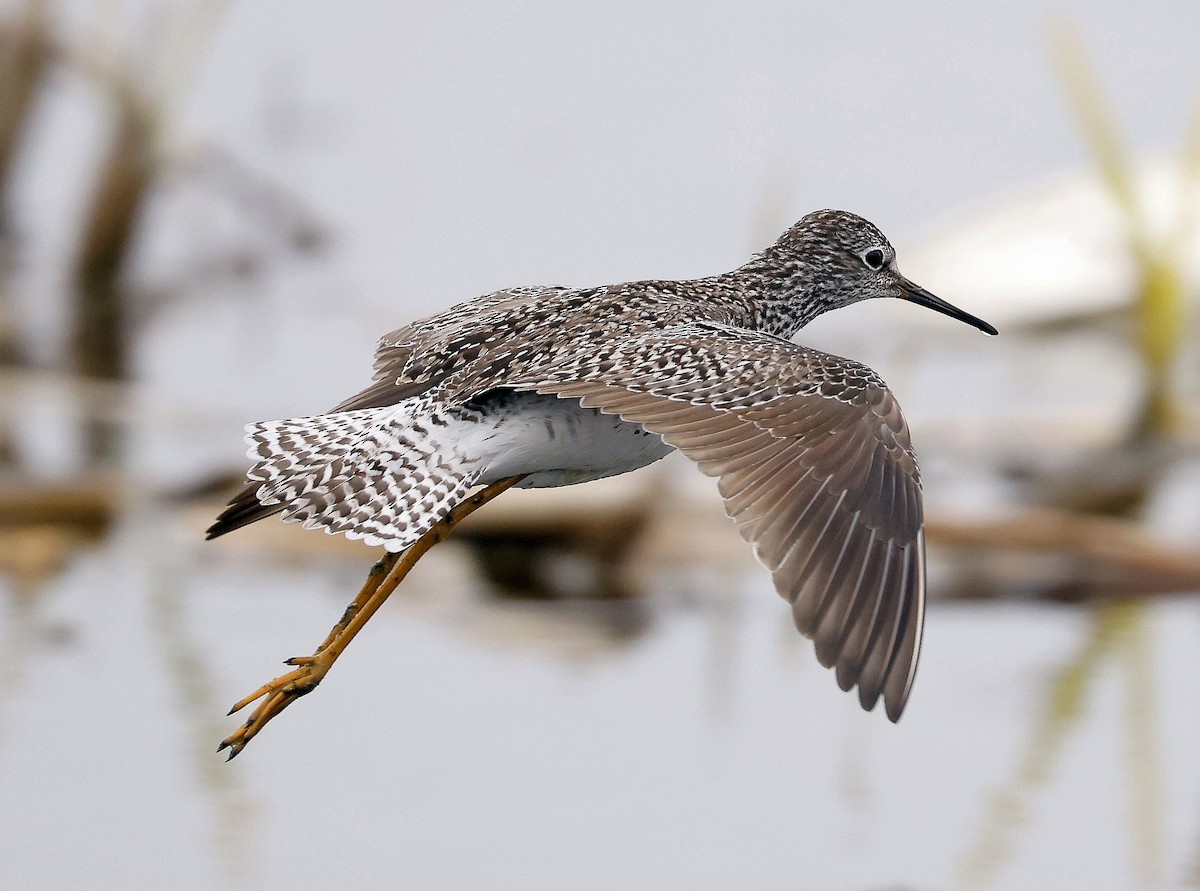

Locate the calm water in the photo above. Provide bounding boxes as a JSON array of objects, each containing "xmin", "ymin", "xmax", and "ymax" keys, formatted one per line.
[{"xmin": 1, "ymin": 505, "xmax": 1197, "ymax": 891}]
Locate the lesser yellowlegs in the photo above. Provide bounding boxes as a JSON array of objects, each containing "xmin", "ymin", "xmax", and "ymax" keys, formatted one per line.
[{"xmin": 209, "ymin": 209, "xmax": 997, "ymax": 758}]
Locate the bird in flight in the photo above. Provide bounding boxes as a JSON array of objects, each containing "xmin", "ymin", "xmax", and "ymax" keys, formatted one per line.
[{"xmin": 209, "ymin": 210, "xmax": 997, "ymax": 758}]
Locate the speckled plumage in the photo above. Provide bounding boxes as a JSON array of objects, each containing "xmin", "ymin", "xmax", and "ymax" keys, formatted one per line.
[{"xmin": 208, "ymin": 209, "xmax": 997, "ymax": 722}]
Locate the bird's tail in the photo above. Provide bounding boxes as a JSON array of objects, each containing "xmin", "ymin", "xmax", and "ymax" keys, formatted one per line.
[{"xmin": 206, "ymin": 402, "xmax": 482, "ymax": 551}]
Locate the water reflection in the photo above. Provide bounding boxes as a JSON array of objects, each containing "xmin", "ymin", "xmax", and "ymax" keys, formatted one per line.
[
  {"xmin": 143, "ymin": 518, "xmax": 259, "ymax": 884},
  {"xmin": 958, "ymin": 600, "xmax": 1166, "ymax": 889},
  {"xmin": 0, "ymin": 581, "xmax": 44, "ymax": 744},
  {"xmin": 2, "ymin": 517, "xmax": 1200, "ymax": 888}
]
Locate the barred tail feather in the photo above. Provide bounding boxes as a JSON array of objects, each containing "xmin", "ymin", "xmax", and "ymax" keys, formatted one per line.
[
  {"xmin": 205, "ymin": 480, "xmax": 283, "ymax": 538},
  {"xmin": 206, "ymin": 402, "xmax": 482, "ymax": 552}
]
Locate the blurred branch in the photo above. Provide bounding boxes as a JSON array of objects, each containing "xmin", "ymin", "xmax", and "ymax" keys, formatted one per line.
[
  {"xmin": 72, "ymin": 102, "xmax": 156, "ymax": 372},
  {"xmin": 1047, "ymin": 23, "xmax": 1144, "ymax": 250},
  {"xmin": 0, "ymin": 479, "xmax": 116, "ymax": 592},
  {"xmin": 0, "ymin": 0, "xmax": 52, "ymax": 391},
  {"xmin": 0, "ymin": 0, "xmax": 51, "ymax": 209},
  {"xmin": 49, "ymin": 2, "xmax": 231, "ymax": 464},
  {"xmin": 0, "ymin": 478, "xmax": 117, "ymax": 535},
  {"xmin": 926, "ymin": 507, "xmax": 1200, "ymax": 593},
  {"xmin": 1048, "ymin": 22, "xmax": 1190, "ymax": 438},
  {"xmin": 57, "ymin": 15, "xmax": 328, "ymax": 336},
  {"xmin": 55, "ymin": 1, "xmax": 229, "ymax": 148},
  {"xmin": 146, "ymin": 0, "xmax": 230, "ymax": 131},
  {"xmin": 1170, "ymin": 95, "xmax": 1200, "ymax": 259},
  {"xmin": 128, "ymin": 144, "xmax": 332, "ymax": 331},
  {"xmin": 169, "ymin": 143, "xmax": 331, "ymax": 255},
  {"xmin": 69, "ymin": 104, "xmax": 155, "ymax": 463}
]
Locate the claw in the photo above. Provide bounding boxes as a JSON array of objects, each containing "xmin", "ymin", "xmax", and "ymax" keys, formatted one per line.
[
  {"xmin": 226, "ymin": 667, "xmax": 308, "ymax": 715},
  {"xmin": 219, "ymin": 657, "xmax": 330, "ymax": 758},
  {"xmin": 219, "ymin": 738, "xmax": 245, "ymax": 761}
]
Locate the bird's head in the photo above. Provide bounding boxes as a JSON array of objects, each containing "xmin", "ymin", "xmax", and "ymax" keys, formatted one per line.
[{"xmin": 760, "ymin": 209, "xmax": 998, "ymax": 335}]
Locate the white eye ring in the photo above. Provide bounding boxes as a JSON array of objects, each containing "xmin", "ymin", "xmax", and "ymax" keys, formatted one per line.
[{"xmin": 862, "ymin": 248, "xmax": 886, "ymax": 270}]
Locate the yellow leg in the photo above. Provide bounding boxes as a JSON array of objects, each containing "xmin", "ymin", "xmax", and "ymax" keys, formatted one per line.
[
  {"xmin": 219, "ymin": 551, "xmax": 401, "ymax": 718},
  {"xmin": 218, "ymin": 475, "xmax": 526, "ymax": 759},
  {"xmin": 316, "ymin": 551, "xmax": 402, "ymax": 654}
]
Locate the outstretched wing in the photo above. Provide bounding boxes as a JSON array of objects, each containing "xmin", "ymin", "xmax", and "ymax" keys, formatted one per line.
[{"xmin": 513, "ymin": 323, "xmax": 925, "ymax": 721}]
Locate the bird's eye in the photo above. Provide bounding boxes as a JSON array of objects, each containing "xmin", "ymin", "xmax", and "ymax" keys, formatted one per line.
[{"xmin": 863, "ymin": 249, "xmax": 885, "ymax": 270}]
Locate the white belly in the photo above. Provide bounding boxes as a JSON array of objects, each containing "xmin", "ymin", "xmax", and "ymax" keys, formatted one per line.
[{"xmin": 458, "ymin": 391, "xmax": 675, "ymax": 487}]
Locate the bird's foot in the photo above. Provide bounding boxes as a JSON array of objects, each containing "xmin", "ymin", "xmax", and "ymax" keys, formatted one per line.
[
  {"xmin": 217, "ymin": 650, "xmax": 332, "ymax": 760},
  {"xmin": 216, "ymin": 477, "xmax": 528, "ymax": 762}
]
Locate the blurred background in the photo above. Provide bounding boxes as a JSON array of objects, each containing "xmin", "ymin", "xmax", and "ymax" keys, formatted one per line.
[{"xmin": 1, "ymin": 1, "xmax": 1199, "ymax": 888}]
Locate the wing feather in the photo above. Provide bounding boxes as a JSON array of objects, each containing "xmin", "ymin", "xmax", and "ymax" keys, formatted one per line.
[{"xmin": 513, "ymin": 323, "xmax": 926, "ymax": 721}]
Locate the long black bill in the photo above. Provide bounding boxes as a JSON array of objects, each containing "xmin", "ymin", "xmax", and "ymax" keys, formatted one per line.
[{"xmin": 899, "ymin": 280, "xmax": 998, "ymax": 335}]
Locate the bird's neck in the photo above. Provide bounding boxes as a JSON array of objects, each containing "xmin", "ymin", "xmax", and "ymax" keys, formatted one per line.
[{"xmin": 722, "ymin": 253, "xmax": 826, "ymax": 339}]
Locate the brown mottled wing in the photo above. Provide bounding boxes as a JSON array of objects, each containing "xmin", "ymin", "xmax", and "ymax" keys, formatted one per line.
[
  {"xmin": 514, "ymin": 323, "xmax": 925, "ymax": 721},
  {"xmin": 331, "ymin": 286, "xmax": 569, "ymax": 411}
]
